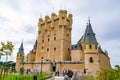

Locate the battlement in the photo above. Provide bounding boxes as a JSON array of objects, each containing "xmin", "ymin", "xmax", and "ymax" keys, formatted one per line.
[{"xmin": 38, "ymin": 10, "xmax": 73, "ymax": 33}]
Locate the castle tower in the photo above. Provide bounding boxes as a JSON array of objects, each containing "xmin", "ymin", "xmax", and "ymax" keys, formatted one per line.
[
  {"xmin": 36, "ymin": 10, "xmax": 73, "ymax": 62},
  {"xmin": 81, "ymin": 20, "xmax": 99, "ymax": 76},
  {"xmin": 15, "ymin": 41, "xmax": 24, "ymax": 72}
]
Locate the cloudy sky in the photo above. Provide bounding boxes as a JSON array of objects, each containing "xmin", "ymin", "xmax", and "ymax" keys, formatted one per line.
[{"xmin": 0, "ymin": 0, "xmax": 120, "ymax": 67}]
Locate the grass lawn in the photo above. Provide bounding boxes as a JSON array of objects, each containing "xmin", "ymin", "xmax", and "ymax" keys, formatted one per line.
[{"xmin": 0, "ymin": 72, "xmax": 52, "ymax": 80}]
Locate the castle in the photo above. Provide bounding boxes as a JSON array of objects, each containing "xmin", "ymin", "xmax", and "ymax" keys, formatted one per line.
[{"xmin": 15, "ymin": 10, "xmax": 111, "ymax": 76}]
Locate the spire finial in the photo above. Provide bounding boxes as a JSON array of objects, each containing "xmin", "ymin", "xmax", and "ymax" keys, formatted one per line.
[{"xmin": 88, "ymin": 16, "xmax": 90, "ymax": 23}]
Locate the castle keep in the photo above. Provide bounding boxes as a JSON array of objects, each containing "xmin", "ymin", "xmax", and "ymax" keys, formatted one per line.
[{"xmin": 15, "ymin": 10, "xmax": 111, "ymax": 76}]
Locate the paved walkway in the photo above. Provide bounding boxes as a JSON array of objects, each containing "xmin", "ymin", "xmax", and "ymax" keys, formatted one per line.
[{"xmin": 47, "ymin": 76, "xmax": 64, "ymax": 80}]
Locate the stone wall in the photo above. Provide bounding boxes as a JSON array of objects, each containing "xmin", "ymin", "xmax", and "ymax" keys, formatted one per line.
[{"xmin": 22, "ymin": 62, "xmax": 85, "ymax": 73}]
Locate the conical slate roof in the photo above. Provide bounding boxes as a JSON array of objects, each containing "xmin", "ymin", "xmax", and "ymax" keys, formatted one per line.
[
  {"xmin": 33, "ymin": 39, "xmax": 37, "ymax": 50},
  {"xmin": 18, "ymin": 41, "xmax": 24, "ymax": 54},
  {"xmin": 81, "ymin": 20, "xmax": 97, "ymax": 43},
  {"xmin": 71, "ymin": 43, "xmax": 82, "ymax": 50}
]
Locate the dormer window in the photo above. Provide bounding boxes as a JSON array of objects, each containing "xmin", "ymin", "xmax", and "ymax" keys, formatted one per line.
[
  {"xmin": 87, "ymin": 33, "xmax": 90, "ymax": 38},
  {"xmin": 75, "ymin": 45, "xmax": 77, "ymax": 48}
]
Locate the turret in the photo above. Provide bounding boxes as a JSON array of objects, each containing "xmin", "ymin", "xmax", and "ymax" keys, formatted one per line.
[
  {"xmin": 80, "ymin": 19, "xmax": 99, "ymax": 76},
  {"xmin": 81, "ymin": 20, "xmax": 98, "ymax": 53},
  {"xmin": 15, "ymin": 41, "xmax": 24, "ymax": 72}
]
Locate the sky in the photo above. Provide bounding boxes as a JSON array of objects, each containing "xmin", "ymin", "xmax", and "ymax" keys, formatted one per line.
[{"xmin": 0, "ymin": 0, "xmax": 120, "ymax": 68}]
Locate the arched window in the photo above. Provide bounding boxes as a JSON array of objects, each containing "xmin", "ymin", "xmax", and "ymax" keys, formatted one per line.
[
  {"xmin": 48, "ymin": 38, "xmax": 50, "ymax": 41},
  {"xmin": 68, "ymin": 48, "xmax": 70, "ymax": 51},
  {"xmin": 54, "ymin": 47, "xmax": 56, "ymax": 51},
  {"xmin": 89, "ymin": 57, "xmax": 93, "ymax": 63},
  {"xmin": 42, "ymin": 46, "xmax": 44, "ymax": 49},
  {"xmin": 42, "ymin": 39, "xmax": 44, "ymax": 43},
  {"xmin": 54, "ymin": 37, "xmax": 56, "ymax": 40},
  {"xmin": 47, "ymin": 48, "xmax": 49, "ymax": 51},
  {"xmin": 84, "ymin": 46, "xmax": 86, "ymax": 49},
  {"xmin": 89, "ymin": 45, "xmax": 92, "ymax": 49}
]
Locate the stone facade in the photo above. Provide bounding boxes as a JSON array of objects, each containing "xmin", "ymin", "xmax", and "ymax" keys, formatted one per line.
[{"xmin": 15, "ymin": 10, "xmax": 111, "ymax": 76}]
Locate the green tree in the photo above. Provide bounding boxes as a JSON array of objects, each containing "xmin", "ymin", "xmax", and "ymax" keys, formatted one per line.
[
  {"xmin": 0, "ymin": 41, "xmax": 14, "ymax": 62},
  {"xmin": 90, "ymin": 65, "xmax": 120, "ymax": 80}
]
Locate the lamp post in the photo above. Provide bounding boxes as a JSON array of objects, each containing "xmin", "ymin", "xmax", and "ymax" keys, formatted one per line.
[{"xmin": 41, "ymin": 57, "xmax": 43, "ymax": 73}]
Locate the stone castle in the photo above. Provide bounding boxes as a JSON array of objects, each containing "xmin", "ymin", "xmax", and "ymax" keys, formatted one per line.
[{"xmin": 15, "ymin": 10, "xmax": 111, "ymax": 76}]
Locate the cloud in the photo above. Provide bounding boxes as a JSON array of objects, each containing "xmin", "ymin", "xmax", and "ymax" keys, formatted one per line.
[{"xmin": 23, "ymin": 24, "xmax": 37, "ymax": 34}]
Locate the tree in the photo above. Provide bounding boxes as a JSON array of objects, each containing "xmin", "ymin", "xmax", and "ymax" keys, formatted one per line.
[
  {"xmin": 91, "ymin": 65, "xmax": 120, "ymax": 80},
  {"xmin": 0, "ymin": 41, "xmax": 14, "ymax": 62}
]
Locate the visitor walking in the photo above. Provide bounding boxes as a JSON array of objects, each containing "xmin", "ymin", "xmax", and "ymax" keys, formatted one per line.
[
  {"xmin": 71, "ymin": 71, "xmax": 80, "ymax": 80},
  {"xmin": 33, "ymin": 70, "xmax": 38, "ymax": 80},
  {"xmin": 67, "ymin": 70, "xmax": 73, "ymax": 80}
]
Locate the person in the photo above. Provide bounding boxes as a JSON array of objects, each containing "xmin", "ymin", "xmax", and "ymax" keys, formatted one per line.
[
  {"xmin": 19, "ymin": 67, "xmax": 24, "ymax": 75},
  {"xmin": 63, "ymin": 69, "xmax": 66, "ymax": 76},
  {"xmin": 64, "ymin": 72, "xmax": 68, "ymax": 80},
  {"xmin": 71, "ymin": 71, "xmax": 80, "ymax": 80},
  {"xmin": 33, "ymin": 70, "xmax": 38, "ymax": 80},
  {"xmin": 67, "ymin": 70, "xmax": 73, "ymax": 79},
  {"xmin": 83, "ymin": 69, "xmax": 86, "ymax": 74},
  {"xmin": 55, "ymin": 70, "xmax": 59, "ymax": 76}
]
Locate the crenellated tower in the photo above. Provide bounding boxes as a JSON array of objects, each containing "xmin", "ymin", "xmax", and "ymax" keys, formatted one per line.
[
  {"xmin": 15, "ymin": 41, "xmax": 24, "ymax": 72},
  {"xmin": 36, "ymin": 10, "xmax": 73, "ymax": 62}
]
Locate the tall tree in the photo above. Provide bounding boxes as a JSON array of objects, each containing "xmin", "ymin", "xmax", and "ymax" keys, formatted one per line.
[{"xmin": 0, "ymin": 41, "xmax": 14, "ymax": 61}]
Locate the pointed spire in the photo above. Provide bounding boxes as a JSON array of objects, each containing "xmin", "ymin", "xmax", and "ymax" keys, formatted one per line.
[
  {"xmin": 81, "ymin": 18, "xmax": 97, "ymax": 43},
  {"xmin": 18, "ymin": 40, "xmax": 24, "ymax": 54},
  {"xmin": 98, "ymin": 45, "xmax": 104, "ymax": 53},
  {"xmin": 104, "ymin": 50, "xmax": 108, "ymax": 55},
  {"xmin": 33, "ymin": 39, "xmax": 37, "ymax": 50}
]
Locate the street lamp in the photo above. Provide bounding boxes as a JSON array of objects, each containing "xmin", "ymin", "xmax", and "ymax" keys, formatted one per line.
[{"xmin": 41, "ymin": 57, "xmax": 44, "ymax": 73}]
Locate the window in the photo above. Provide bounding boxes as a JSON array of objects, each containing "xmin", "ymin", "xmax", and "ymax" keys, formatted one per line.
[
  {"xmin": 70, "ymin": 57, "xmax": 71, "ymax": 60},
  {"xmin": 48, "ymin": 38, "xmax": 50, "ymax": 41},
  {"xmin": 84, "ymin": 46, "xmax": 86, "ymax": 49},
  {"xmin": 68, "ymin": 48, "xmax": 70, "ymax": 51},
  {"xmin": 42, "ymin": 39, "xmax": 44, "ymax": 43},
  {"xmin": 98, "ymin": 60, "xmax": 100, "ymax": 63},
  {"xmin": 89, "ymin": 45, "xmax": 92, "ymax": 49},
  {"xmin": 54, "ymin": 37, "xmax": 56, "ymax": 40},
  {"xmin": 87, "ymin": 33, "xmax": 90, "ymax": 38},
  {"xmin": 48, "ymin": 35, "xmax": 50, "ymax": 37},
  {"xmin": 42, "ymin": 46, "xmax": 44, "ymax": 49},
  {"xmin": 75, "ymin": 45, "xmax": 77, "ymax": 48},
  {"xmin": 54, "ymin": 47, "xmax": 56, "ymax": 51},
  {"xmin": 89, "ymin": 57, "xmax": 93, "ymax": 63},
  {"xmin": 95, "ymin": 45, "xmax": 97, "ymax": 49},
  {"xmin": 47, "ymin": 48, "xmax": 49, "ymax": 51},
  {"xmin": 20, "ymin": 54, "xmax": 22, "ymax": 57}
]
